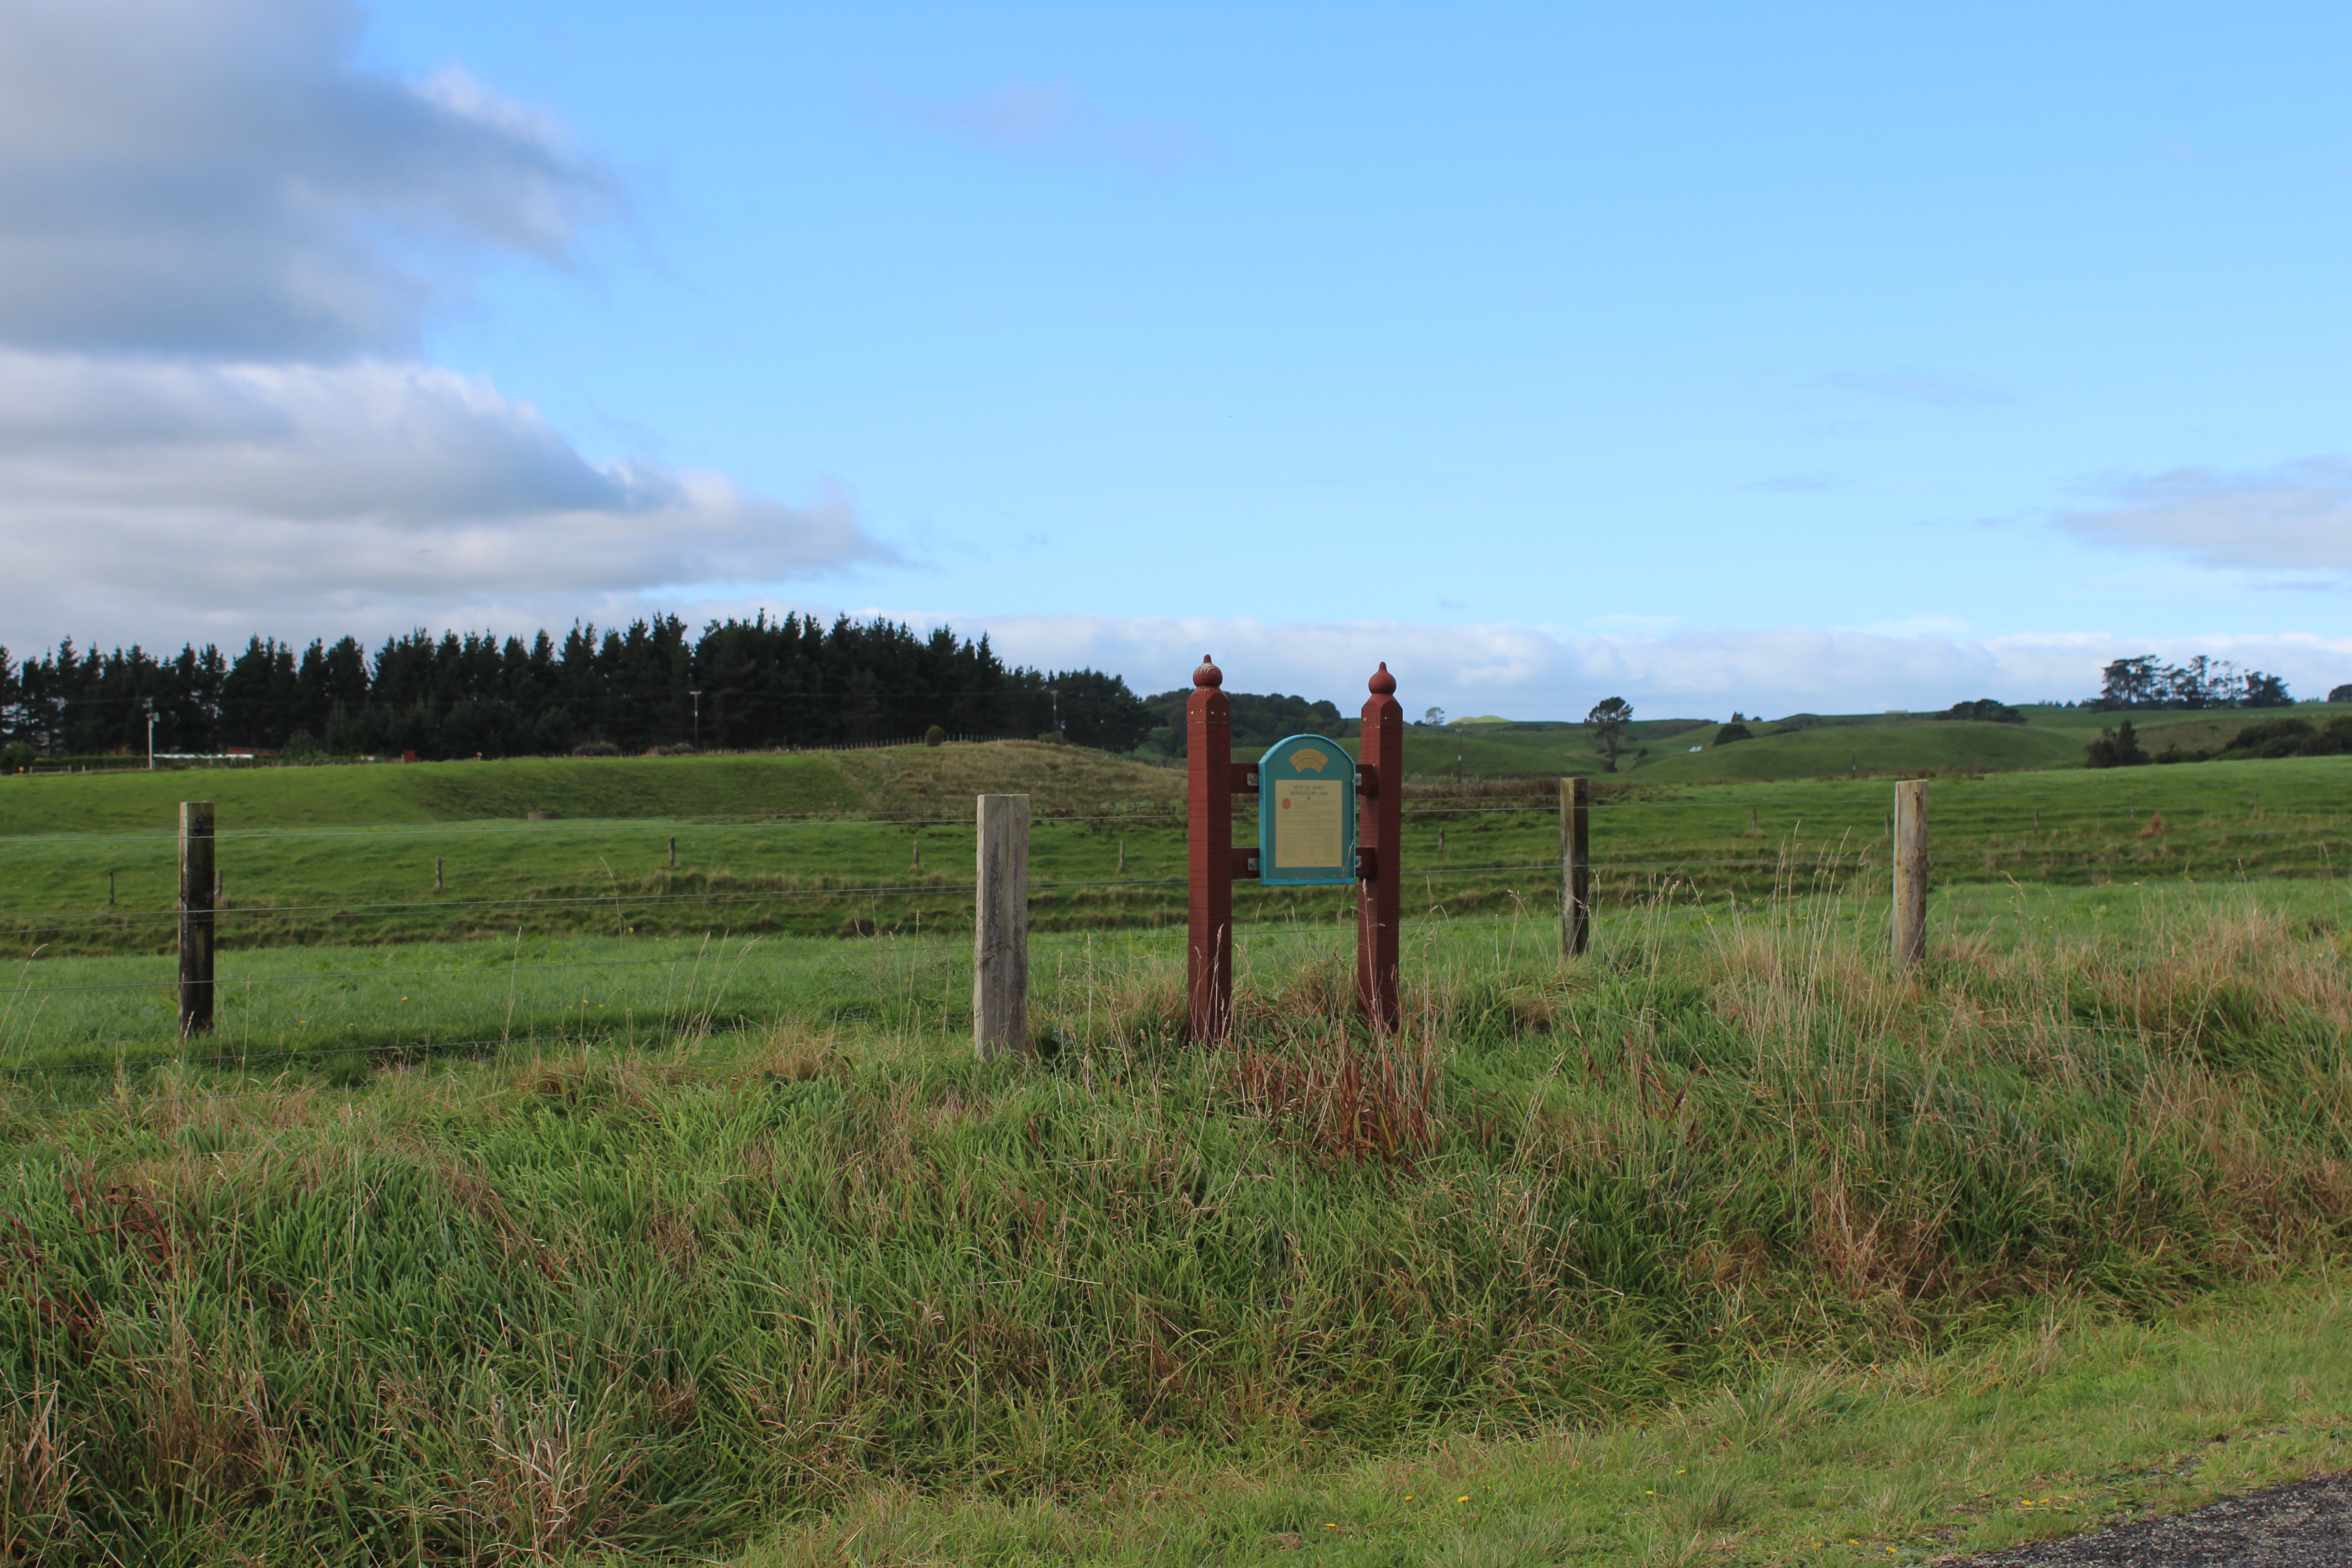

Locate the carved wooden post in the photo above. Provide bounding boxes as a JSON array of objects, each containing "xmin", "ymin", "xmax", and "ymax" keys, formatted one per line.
[
  {"xmin": 1891, "ymin": 779, "xmax": 1927, "ymax": 968},
  {"xmin": 1186, "ymin": 657, "xmax": 1235, "ymax": 1041},
  {"xmin": 973, "ymin": 793, "xmax": 1030, "ymax": 1058},
  {"xmin": 1560, "ymin": 775, "xmax": 1591, "ymax": 957},
  {"xmin": 1356, "ymin": 663, "xmax": 1403, "ymax": 1031},
  {"xmin": 177, "ymin": 801, "xmax": 215, "ymax": 1038}
]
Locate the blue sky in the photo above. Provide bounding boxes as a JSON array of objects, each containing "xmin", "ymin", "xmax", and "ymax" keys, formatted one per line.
[{"xmin": 5, "ymin": 1, "xmax": 2350, "ymax": 716}]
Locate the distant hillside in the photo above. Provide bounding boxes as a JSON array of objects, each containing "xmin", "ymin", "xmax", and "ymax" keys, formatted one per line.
[{"xmin": 1403, "ymin": 701, "xmax": 2352, "ymax": 781}]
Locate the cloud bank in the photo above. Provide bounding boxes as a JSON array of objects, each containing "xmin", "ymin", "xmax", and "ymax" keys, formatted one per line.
[
  {"xmin": 674, "ymin": 607, "xmax": 2352, "ymax": 720},
  {"xmin": 0, "ymin": 0, "xmax": 882, "ymax": 641},
  {"xmin": 2056, "ymin": 458, "xmax": 2352, "ymax": 576}
]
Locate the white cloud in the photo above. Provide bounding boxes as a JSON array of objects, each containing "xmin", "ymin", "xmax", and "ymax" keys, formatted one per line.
[
  {"xmin": 0, "ymin": 353, "xmax": 885, "ymax": 638},
  {"xmin": 675, "ymin": 610, "xmax": 2352, "ymax": 718},
  {"xmin": 0, "ymin": 0, "xmax": 890, "ymax": 642},
  {"xmin": 2055, "ymin": 458, "xmax": 2352, "ymax": 575},
  {"xmin": 0, "ymin": 0, "xmax": 614, "ymax": 358}
]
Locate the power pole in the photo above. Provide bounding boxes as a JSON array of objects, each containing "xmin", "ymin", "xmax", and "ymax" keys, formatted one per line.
[
  {"xmin": 145, "ymin": 699, "xmax": 157, "ymax": 771},
  {"xmin": 688, "ymin": 687, "xmax": 701, "ymax": 750}
]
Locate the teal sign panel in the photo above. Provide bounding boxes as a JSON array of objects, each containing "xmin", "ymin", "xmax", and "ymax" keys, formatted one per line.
[{"xmin": 1257, "ymin": 733, "xmax": 1357, "ymax": 885}]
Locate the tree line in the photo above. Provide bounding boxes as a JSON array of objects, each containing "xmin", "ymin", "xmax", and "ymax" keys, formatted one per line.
[
  {"xmin": 0, "ymin": 614, "xmax": 1152, "ymax": 763},
  {"xmin": 2094, "ymin": 655, "xmax": 2290, "ymax": 710}
]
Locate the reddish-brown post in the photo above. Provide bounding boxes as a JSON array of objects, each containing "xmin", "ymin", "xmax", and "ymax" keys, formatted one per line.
[
  {"xmin": 1186, "ymin": 656, "xmax": 1234, "ymax": 1040},
  {"xmin": 1355, "ymin": 662, "xmax": 1403, "ymax": 1032}
]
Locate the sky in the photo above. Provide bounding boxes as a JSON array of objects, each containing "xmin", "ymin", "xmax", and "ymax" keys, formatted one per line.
[{"xmin": 5, "ymin": 0, "xmax": 2352, "ymax": 719}]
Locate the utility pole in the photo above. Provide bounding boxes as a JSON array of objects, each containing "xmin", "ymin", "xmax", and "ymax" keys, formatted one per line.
[
  {"xmin": 688, "ymin": 688, "xmax": 701, "ymax": 750},
  {"xmin": 145, "ymin": 699, "xmax": 157, "ymax": 771}
]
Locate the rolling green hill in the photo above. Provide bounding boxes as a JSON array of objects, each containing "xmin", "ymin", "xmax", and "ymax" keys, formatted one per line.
[
  {"xmin": 1438, "ymin": 703, "xmax": 2352, "ymax": 782},
  {"xmin": 1633, "ymin": 718, "xmax": 2084, "ymax": 780},
  {"xmin": 0, "ymin": 751, "xmax": 868, "ymax": 837}
]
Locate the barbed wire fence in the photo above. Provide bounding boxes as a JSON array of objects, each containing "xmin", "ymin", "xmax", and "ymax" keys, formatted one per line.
[{"xmin": 0, "ymin": 773, "xmax": 2342, "ymax": 1116}]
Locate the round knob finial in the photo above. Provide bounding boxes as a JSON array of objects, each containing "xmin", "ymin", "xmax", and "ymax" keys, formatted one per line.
[
  {"xmin": 1193, "ymin": 655, "xmax": 1223, "ymax": 689},
  {"xmin": 1367, "ymin": 661, "xmax": 1396, "ymax": 696}
]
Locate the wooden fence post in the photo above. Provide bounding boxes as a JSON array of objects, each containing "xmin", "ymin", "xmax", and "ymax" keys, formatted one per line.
[
  {"xmin": 178, "ymin": 801, "xmax": 215, "ymax": 1038},
  {"xmin": 1891, "ymin": 779, "xmax": 1927, "ymax": 968},
  {"xmin": 434, "ymin": 856, "xmax": 444, "ymax": 892},
  {"xmin": 1187, "ymin": 658, "xmax": 1235, "ymax": 1041},
  {"xmin": 1356, "ymin": 663, "xmax": 1403, "ymax": 1031},
  {"xmin": 1560, "ymin": 775, "xmax": 1591, "ymax": 957},
  {"xmin": 973, "ymin": 793, "xmax": 1030, "ymax": 1059},
  {"xmin": 668, "ymin": 835, "xmax": 677, "ymax": 869}
]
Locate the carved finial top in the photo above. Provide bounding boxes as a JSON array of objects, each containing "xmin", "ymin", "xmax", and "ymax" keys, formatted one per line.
[
  {"xmin": 1367, "ymin": 661, "xmax": 1396, "ymax": 696},
  {"xmin": 1193, "ymin": 655, "xmax": 1223, "ymax": 689}
]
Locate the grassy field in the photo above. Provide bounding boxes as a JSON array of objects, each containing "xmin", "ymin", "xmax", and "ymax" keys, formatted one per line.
[
  {"xmin": 1, "ymin": 747, "xmax": 2342, "ymax": 970},
  {"xmin": 2, "ymin": 879, "xmax": 2347, "ymax": 1563},
  {"xmin": 1444, "ymin": 701, "xmax": 2352, "ymax": 783}
]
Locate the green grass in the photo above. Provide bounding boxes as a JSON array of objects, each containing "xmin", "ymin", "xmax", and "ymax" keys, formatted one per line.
[
  {"xmin": 3, "ymin": 882, "xmax": 2349, "ymax": 1563},
  {"xmin": 4, "ymin": 752, "xmax": 2346, "ymax": 973},
  {"xmin": 0, "ymin": 750, "xmax": 866, "ymax": 836},
  {"xmin": 740, "ymin": 1277, "xmax": 2352, "ymax": 1566},
  {"xmin": 1632, "ymin": 719, "xmax": 2085, "ymax": 781},
  {"xmin": 1440, "ymin": 702, "xmax": 2352, "ymax": 782}
]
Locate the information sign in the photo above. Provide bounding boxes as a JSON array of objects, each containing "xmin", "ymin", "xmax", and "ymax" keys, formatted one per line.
[{"xmin": 1257, "ymin": 733, "xmax": 1357, "ymax": 886}]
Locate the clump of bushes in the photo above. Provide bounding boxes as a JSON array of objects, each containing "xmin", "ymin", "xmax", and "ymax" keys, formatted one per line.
[
  {"xmin": 2141, "ymin": 714, "xmax": 2352, "ymax": 766},
  {"xmin": 1937, "ymin": 698, "xmax": 2024, "ymax": 724},
  {"xmin": 2213, "ymin": 715, "xmax": 2352, "ymax": 760},
  {"xmin": 925, "ymin": 725, "xmax": 946, "ymax": 747},
  {"xmin": 1714, "ymin": 722, "xmax": 1754, "ymax": 745},
  {"xmin": 571, "ymin": 740, "xmax": 622, "ymax": 757}
]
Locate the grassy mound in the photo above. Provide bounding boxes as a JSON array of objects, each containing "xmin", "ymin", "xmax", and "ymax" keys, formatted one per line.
[{"xmin": 3, "ymin": 886, "xmax": 2347, "ymax": 1563}]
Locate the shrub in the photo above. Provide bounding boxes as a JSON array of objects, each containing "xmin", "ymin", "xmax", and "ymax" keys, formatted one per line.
[
  {"xmin": 571, "ymin": 740, "xmax": 622, "ymax": 758},
  {"xmin": 2211, "ymin": 715, "xmax": 2352, "ymax": 761},
  {"xmin": 1938, "ymin": 698, "xmax": 2024, "ymax": 724},
  {"xmin": 0, "ymin": 740, "xmax": 34, "ymax": 773},
  {"xmin": 1714, "ymin": 722, "xmax": 1754, "ymax": 745},
  {"xmin": 2331, "ymin": 682, "xmax": 2352, "ymax": 703},
  {"xmin": 2084, "ymin": 719, "xmax": 2149, "ymax": 768},
  {"xmin": 925, "ymin": 725, "xmax": 946, "ymax": 747}
]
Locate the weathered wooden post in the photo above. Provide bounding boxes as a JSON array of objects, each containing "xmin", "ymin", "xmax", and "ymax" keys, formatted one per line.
[
  {"xmin": 178, "ymin": 801, "xmax": 215, "ymax": 1038},
  {"xmin": 1560, "ymin": 775, "xmax": 1591, "ymax": 957},
  {"xmin": 1356, "ymin": 664, "xmax": 1403, "ymax": 1031},
  {"xmin": 668, "ymin": 835, "xmax": 677, "ymax": 869},
  {"xmin": 106, "ymin": 870, "xmax": 115, "ymax": 906},
  {"xmin": 1891, "ymin": 779, "xmax": 1927, "ymax": 968},
  {"xmin": 1187, "ymin": 658, "xmax": 1237, "ymax": 1041},
  {"xmin": 434, "ymin": 856, "xmax": 444, "ymax": 892},
  {"xmin": 973, "ymin": 793, "xmax": 1030, "ymax": 1059}
]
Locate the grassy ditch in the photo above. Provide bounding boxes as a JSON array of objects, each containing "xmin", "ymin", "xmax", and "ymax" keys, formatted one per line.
[
  {"xmin": 741, "ymin": 1277, "xmax": 2352, "ymax": 1566},
  {"xmin": 1, "ymin": 884, "xmax": 2349, "ymax": 1563}
]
